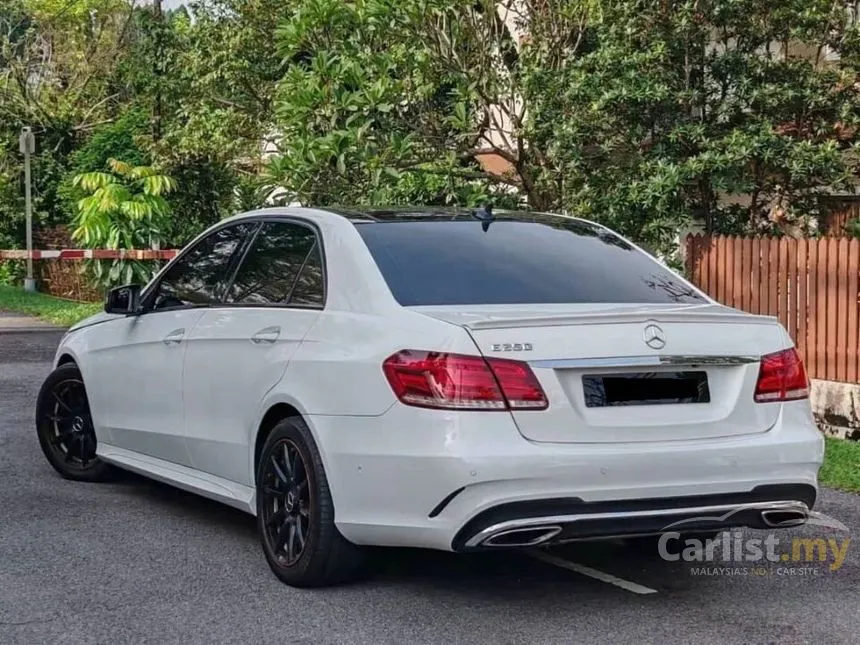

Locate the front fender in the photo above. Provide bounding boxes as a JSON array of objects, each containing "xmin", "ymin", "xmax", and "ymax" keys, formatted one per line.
[{"xmin": 52, "ymin": 334, "xmax": 81, "ymax": 370}]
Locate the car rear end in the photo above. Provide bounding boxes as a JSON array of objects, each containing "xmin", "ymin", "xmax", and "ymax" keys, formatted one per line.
[{"xmin": 331, "ymin": 210, "xmax": 824, "ymax": 551}]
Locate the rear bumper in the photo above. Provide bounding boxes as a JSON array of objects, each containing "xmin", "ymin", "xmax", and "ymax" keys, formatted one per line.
[
  {"xmin": 452, "ymin": 484, "xmax": 814, "ymax": 550},
  {"xmin": 308, "ymin": 399, "xmax": 824, "ymax": 551}
]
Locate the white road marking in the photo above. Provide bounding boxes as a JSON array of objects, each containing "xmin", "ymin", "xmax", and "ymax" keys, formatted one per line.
[{"xmin": 528, "ymin": 549, "xmax": 658, "ymax": 595}]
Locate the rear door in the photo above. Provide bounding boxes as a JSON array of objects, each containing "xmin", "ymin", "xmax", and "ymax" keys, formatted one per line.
[{"xmin": 182, "ymin": 219, "xmax": 325, "ymax": 486}]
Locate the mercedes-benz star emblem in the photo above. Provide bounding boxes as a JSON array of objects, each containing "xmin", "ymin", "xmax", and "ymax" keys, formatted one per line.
[{"xmin": 642, "ymin": 323, "xmax": 666, "ymax": 350}]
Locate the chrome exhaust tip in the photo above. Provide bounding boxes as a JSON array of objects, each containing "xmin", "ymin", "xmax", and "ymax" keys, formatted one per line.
[
  {"xmin": 761, "ymin": 508, "xmax": 808, "ymax": 528},
  {"xmin": 481, "ymin": 526, "xmax": 562, "ymax": 548}
]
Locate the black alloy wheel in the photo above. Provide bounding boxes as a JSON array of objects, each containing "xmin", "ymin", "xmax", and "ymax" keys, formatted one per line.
[
  {"xmin": 35, "ymin": 363, "xmax": 115, "ymax": 482},
  {"xmin": 256, "ymin": 417, "xmax": 365, "ymax": 587},
  {"xmin": 260, "ymin": 439, "xmax": 311, "ymax": 566}
]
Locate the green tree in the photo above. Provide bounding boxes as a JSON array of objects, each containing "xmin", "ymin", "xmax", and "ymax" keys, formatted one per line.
[
  {"xmin": 267, "ymin": 0, "xmax": 537, "ymax": 208},
  {"xmin": 0, "ymin": 0, "xmax": 140, "ymax": 243},
  {"xmin": 149, "ymin": 0, "xmax": 290, "ymax": 166},
  {"xmin": 537, "ymin": 0, "xmax": 860, "ymax": 246},
  {"xmin": 267, "ymin": 0, "xmax": 860, "ymax": 254},
  {"xmin": 0, "ymin": 0, "xmax": 134, "ymax": 138},
  {"xmin": 118, "ymin": 1, "xmax": 298, "ymax": 241},
  {"xmin": 72, "ymin": 158, "xmax": 176, "ymax": 285},
  {"xmin": 4, "ymin": 0, "xmax": 858, "ymax": 265}
]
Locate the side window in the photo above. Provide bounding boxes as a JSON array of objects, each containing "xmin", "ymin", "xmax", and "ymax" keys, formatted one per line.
[
  {"xmin": 225, "ymin": 221, "xmax": 325, "ymax": 306},
  {"xmin": 151, "ymin": 223, "xmax": 256, "ymax": 309},
  {"xmin": 288, "ymin": 241, "xmax": 324, "ymax": 306}
]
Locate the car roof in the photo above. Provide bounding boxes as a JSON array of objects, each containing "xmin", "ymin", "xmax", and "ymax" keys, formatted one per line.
[
  {"xmin": 324, "ymin": 206, "xmax": 500, "ymax": 222},
  {"xmin": 325, "ymin": 205, "xmax": 596, "ymax": 225},
  {"xmin": 218, "ymin": 205, "xmax": 604, "ymax": 231}
]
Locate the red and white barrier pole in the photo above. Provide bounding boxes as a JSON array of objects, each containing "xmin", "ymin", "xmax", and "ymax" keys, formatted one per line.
[{"xmin": 0, "ymin": 249, "xmax": 180, "ymax": 261}]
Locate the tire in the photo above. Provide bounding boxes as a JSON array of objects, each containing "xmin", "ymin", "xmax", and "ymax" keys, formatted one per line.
[
  {"xmin": 256, "ymin": 416, "xmax": 365, "ymax": 587},
  {"xmin": 35, "ymin": 363, "xmax": 116, "ymax": 482}
]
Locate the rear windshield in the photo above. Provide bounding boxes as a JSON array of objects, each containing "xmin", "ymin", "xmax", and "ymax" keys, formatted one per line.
[{"xmin": 354, "ymin": 217, "xmax": 704, "ymax": 306}]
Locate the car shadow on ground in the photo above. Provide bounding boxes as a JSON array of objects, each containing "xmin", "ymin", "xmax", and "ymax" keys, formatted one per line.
[
  {"xmin": 103, "ymin": 469, "xmax": 259, "ymax": 538},
  {"xmin": 102, "ymin": 470, "xmax": 692, "ymax": 593},
  {"xmin": 97, "ymin": 473, "xmax": 854, "ymax": 601}
]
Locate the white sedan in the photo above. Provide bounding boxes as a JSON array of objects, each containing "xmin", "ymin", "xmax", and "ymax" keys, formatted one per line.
[{"xmin": 35, "ymin": 207, "xmax": 824, "ymax": 587}]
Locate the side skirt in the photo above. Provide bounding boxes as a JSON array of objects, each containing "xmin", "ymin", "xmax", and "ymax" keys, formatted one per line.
[{"xmin": 97, "ymin": 443, "xmax": 256, "ymax": 515}]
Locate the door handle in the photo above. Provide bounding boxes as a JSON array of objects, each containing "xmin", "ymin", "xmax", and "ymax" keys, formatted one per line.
[
  {"xmin": 162, "ymin": 328, "xmax": 185, "ymax": 345},
  {"xmin": 251, "ymin": 326, "xmax": 280, "ymax": 344}
]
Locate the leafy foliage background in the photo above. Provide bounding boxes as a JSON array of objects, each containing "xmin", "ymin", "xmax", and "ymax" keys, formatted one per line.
[{"xmin": 1, "ymin": 0, "xmax": 859, "ymax": 287}]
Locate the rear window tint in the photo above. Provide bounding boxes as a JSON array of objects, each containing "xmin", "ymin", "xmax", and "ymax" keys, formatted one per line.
[{"xmin": 354, "ymin": 218, "xmax": 704, "ymax": 306}]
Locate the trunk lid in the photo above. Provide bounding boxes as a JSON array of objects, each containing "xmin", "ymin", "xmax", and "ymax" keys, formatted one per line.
[{"xmin": 413, "ymin": 303, "xmax": 790, "ymax": 444}]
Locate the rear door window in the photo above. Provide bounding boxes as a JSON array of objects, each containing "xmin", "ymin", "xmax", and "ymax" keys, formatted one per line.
[
  {"xmin": 354, "ymin": 218, "xmax": 703, "ymax": 306},
  {"xmin": 225, "ymin": 221, "xmax": 325, "ymax": 306}
]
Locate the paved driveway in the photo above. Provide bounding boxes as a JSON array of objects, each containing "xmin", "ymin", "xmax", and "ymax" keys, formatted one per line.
[{"xmin": 1, "ymin": 329, "xmax": 858, "ymax": 644}]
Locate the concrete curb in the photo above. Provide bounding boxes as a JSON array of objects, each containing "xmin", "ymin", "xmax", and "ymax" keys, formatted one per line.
[{"xmin": 0, "ymin": 311, "xmax": 66, "ymax": 333}]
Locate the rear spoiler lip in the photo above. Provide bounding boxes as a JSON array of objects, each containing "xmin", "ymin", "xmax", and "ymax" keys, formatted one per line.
[
  {"xmin": 409, "ymin": 303, "xmax": 781, "ymax": 329},
  {"xmin": 459, "ymin": 312, "xmax": 778, "ymax": 330},
  {"xmin": 445, "ymin": 307, "xmax": 780, "ymax": 330}
]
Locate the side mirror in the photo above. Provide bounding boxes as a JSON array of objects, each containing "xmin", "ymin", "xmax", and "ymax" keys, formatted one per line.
[{"xmin": 104, "ymin": 284, "xmax": 142, "ymax": 315}]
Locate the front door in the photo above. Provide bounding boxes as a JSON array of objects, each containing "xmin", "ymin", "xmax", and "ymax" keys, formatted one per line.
[
  {"xmin": 86, "ymin": 221, "xmax": 258, "ymax": 465},
  {"xmin": 182, "ymin": 219, "xmax": 326, "ymax": 486},
  {"xmin": 84, "ymin": 309, "xmax": 205, "ymax": 464}
]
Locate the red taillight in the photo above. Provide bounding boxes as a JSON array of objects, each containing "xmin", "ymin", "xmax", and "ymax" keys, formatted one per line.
[
  {"xmin": 754, "ymin": 348, "xmax": 809, "ymax": 403},
  {"xmin": 382, "ymin": 350, "xmax": 548, "ymax": 411}
]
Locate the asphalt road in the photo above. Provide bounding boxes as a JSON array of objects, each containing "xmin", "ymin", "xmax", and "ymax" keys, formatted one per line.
[{"xmin": 1, "ymin": 328, "xmax": 859, "ymax": 645}]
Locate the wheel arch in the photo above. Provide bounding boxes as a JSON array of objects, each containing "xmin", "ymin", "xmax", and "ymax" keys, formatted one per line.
[
  {"xmin": 251, "ymin": 398, "xmax": 322, "ymax": 483},
  {"xmin": 56, "ymin": 353, "xmax": 77, "ymax": 367},
  {"xmin": 52, "ymin": 336, "xmax": 83, "ymax": 370}
]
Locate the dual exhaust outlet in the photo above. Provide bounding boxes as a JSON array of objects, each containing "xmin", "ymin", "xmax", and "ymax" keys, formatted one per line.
[
  {"xmin": 482, "ymin": 526, "xmax": 563, "ymax": 548},
  {"xmin": 759, "ymin": 508, "xmax": 808, "ymax": 529},
  {"xmin": 476, "ymin": 504, "xmax": 809, "ymax": 548}
]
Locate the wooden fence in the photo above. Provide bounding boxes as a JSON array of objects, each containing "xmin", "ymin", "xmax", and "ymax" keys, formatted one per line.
[
  {"xmin": 820, "ymin": 197, "xmax": 860, "ymax": 237},
  {"xmin": 685, "ymin": 235, "xmax": 860, "ymax": 383}
]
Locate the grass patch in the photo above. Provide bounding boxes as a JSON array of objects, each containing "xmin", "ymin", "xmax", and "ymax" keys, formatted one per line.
[
  {"xmin": 820, "ymin": 436, "xmax": 860, "ymax": 494},
  {"xmin": 0, "ymin": 285, "xmax": 101, "ymax": 327}
]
